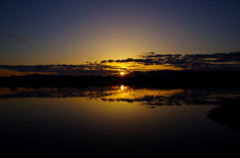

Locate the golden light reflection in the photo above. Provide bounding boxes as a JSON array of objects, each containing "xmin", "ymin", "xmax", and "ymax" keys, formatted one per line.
[
  {"xmin": 120, "ymin": 85, "xmax": 124, "ymax": 91},
  {"xmin": 103, "ymin": 88, "xmax": 184, "ymax": 101}
]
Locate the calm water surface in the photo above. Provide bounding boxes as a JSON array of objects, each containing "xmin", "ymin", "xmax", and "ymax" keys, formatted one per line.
[{"xmin": 0, "ymin": 86, "xmax": 240, "ymax": 157}]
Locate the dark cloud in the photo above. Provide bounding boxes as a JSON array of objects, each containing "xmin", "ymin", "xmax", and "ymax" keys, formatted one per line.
[
  {"xmin": 0, "ymin": 34, "xmax": 29, "ymax": 42},
  {"xmin": 100, "ymin": 52, "xmax": 240, "ymax": 71},
  {"xmin": 0, "ymin": 63, "xmax": 121, "ymax": 76}
]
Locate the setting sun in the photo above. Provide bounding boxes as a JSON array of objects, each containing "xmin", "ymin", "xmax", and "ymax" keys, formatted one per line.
[{"xmin": 120, "ymin": 72, "xmax": 125, "ymax": 76}]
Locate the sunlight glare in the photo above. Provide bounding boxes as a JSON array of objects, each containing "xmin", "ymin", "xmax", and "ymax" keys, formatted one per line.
[
  {"xmin": 120, "ymin": 72, "xmax": 125, "ymax": 76},
  {"xmin": 120, "ymin": 85, "xmax": 124, "ymax": 91}
]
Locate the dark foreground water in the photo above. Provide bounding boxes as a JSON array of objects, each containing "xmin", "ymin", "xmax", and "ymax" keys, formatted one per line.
[{"xmin": 0, "ymin": 86, "xmax": 240, "ymax": 157}]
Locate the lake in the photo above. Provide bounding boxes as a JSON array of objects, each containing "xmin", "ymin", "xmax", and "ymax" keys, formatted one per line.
[{"xmin": 0, "ymin": 86, "xmax": 240, "ymax": 157}]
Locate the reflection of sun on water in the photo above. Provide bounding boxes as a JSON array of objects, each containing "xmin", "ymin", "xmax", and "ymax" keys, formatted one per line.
[
  {"xmin": 120, "ymin": 85, "xmax": 124, "ymax": 91},
  {"xmin": 103, "ymin": 87, "xmax": 184, "ymax": 101}
]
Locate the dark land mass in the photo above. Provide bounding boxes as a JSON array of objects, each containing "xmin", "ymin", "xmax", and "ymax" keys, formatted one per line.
[
  {"xmin": 0, "ymin": 71, "xmax": 240, "ymax": 89},
  {"xmin": 208, "ymin": 102, "xmax": 240, "ymax": 132}
]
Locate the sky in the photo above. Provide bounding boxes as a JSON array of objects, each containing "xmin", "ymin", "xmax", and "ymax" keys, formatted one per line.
[{"xmin": 0, "ymin": 0, "xmax": 240, "ymax": 66}]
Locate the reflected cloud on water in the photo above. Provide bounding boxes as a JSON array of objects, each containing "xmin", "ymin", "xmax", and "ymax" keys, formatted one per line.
[
  {"xmin": 0, "ymin": 85, "xmax": 240, "ymax": 157},
  {"xmin": 1, "ymin": 85, "xmax": 240, "ymax": 107}
]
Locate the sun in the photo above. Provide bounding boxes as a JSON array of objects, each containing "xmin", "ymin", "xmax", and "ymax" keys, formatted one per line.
[{"xmin": 120, "ymin": 72, "xmax": 125, "ymax": 76}]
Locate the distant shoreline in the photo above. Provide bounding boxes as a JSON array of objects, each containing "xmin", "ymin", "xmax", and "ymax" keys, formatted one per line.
[{"xmin": 0, "ymin": 71, "xmax": 240, "ymax": 89}]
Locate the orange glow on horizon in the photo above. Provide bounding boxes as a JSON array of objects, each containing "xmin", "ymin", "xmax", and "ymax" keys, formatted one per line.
[{"xmin": 104, "ymin": 62, "xmax": 183, "ymax": 72}]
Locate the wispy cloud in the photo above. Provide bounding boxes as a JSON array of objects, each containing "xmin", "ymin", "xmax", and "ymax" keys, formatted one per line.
[
  {"xmin": 0, "ymin": 34, "xmax": 29, "ymax": 42},
  {"xmin": 0, "ymin": 63, "xmax": 119, "ymax": 76}
]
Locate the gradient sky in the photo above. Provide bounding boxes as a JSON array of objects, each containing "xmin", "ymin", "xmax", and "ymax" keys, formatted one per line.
[{"xmin": 0, "ymin": 0, "xmax": 240, "ymax": 65}]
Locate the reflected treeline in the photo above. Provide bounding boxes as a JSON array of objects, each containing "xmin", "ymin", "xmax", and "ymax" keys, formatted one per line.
[{"xmin": 1, "ymin": 86, "xmax": 240, "ymax": 107}]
